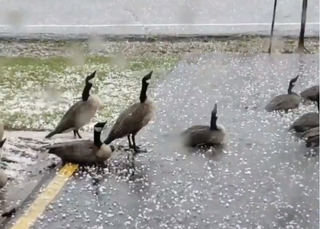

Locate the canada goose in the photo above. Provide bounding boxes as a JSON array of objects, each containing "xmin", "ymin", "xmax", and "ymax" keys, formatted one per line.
[
  {"xmin": 290, "ymin": 95, "xmax": 319, "ymax": 132},
  {"xmin": 44, "ymin": 121, "xmax": 115, "ymax": 165},
  {"xmin": 265, "ymin": 75, "xmax": 302, "ymax": 112},
  {"xmin": 181, "ymin": 104, "xmax": 226, "ymax": 147},
  {"xmin": 104, "ymin": 71, "xmax": 155, "ymax": 153},
  {"xmin": 300, "ymin": 85, "xmax": 319, "ymax": 103},
  {"xmin": 0, "ymin": 138, "xmax": 8, "ymax": 189},
  {"xmin": 301, "ymin": 126, "xmax": 319, "ymax": 148},
  {"xmin": 45, "ymin": 71, "xmax": 102, "ymax": 139}
]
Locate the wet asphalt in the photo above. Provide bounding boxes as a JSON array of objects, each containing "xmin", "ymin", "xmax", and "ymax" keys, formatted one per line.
[
  {"xmin": 0, "ymin": 0, "xmax": 318, "ymax": 36},
  {"xmin": 18, "ymin": 53, "xmax": 319, "ymax": 229}
]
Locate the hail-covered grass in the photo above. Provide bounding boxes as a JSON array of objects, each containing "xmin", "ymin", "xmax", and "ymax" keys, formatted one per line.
[{"xmin": 0, "ymin": 56, "xmax": 178, "ymax": 131}]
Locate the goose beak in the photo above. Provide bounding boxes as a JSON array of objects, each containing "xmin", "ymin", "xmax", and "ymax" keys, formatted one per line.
[
  {"xmin": 86, "ymin": 70, "xmax": 97, "ymax": 84},
  {"xmin": 142, "ymin": 71, "xmax": 153, "ymax": 83}
]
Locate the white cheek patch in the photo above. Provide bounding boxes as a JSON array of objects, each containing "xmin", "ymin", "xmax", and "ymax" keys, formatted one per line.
[
  {"xmin": 94, "ymin": 127, "xmax": 102, "ymax": 132},
  {"xmin": 88, "ymin": 78, "xmax": 94, "ymax": 84},
  {"xmin": 145, "ymin": 79, "xmax": 151, "ymax": 84}
]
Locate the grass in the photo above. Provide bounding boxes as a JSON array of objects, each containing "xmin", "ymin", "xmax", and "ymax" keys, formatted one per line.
[{"xmin": 0, "ymin": 55, "xmax": 179, "ymax": 131}]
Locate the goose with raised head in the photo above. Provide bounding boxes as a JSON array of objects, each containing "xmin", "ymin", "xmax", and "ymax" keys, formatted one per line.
[
  {"xmin": 181, "ymin": 104, "xmax": 226, "ymax": 147},
  {"xmin": 301, "ymin": 126, "xmax": 319, "ymax": 148},
  {"xmin": 300, "ymin": 85, "xmax": 319, "ymax": 103},
  {"xmin": 0, "ymin": 138, "xmax": 8, "ymax": 190},
  {"xmin": 290, "ymin": 94, "xmax": 319, "ymax": 133},
  {"xmin": 45, "ymin": 71, "xmax": 102, "ymax": 139},
  {"xmin": 44, "ymin": 121, "xmax": 115, "ymax": 165},
  {"xmin": 104, "ymin": 71, "xmax": 155, "ymax": 154},
  {"xmin": 265, "ymin": 75, "xmax": 302, "ymax": 112}
]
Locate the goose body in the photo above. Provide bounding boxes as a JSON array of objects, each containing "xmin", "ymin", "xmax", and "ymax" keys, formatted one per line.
[
  {"xmin": 45, "ymin": 71, "xmax": 102, "ymax": 139},
  {"xmin": 301, "ymin": 126, "xmax": 319, "ymax": 148},
  {"xmin": 290, "ymin": 98, "xmax": 319, "ymax": 132},
  {"xmin": 44, "ymin": 122, "xmax": 115, "ymax": 165},
  {"xmin": 182, "ymin": 104, "xmax": 226, "ymax": 147},
  {"xmin": 300, "ymin": 85, "xmax": 319, "ymax": 102},
  {"xmin": 0, "ymin": 138, "xmax": 8, "ymax": 189},
  {"xmin": 265, "ymin": 75, "xmax": 302, "ymax": 112},
  {"xmin": 104, "ymin": 71, "xmax": 155, "ymax": 153}
]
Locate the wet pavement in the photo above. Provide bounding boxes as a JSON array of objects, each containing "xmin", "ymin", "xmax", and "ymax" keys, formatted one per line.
[
  {"xmin": 0, "ymin": 0, "xmax": 318, "ymax": 37},
  {"xmin": 5, "ymin": 53, "xmax": 318, "ymax": 229}
]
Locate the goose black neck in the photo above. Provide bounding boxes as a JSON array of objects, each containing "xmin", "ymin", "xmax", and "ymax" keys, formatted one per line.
[
  {"xmin": 317, "ymin": 99, "xmax": 319, "ymax": 111},
  {"xmin": 82, "ymin": 83, "xmax": 92, "ymax": 101},
  {"xmin": 140, "ymin": 81, "xmax": 149, "ymax": 103},
  {"xmin": 210, "ymin": 113, "xmax": 218, "ymax": 131},
  {"xmin": 287, "ymin": 83, "xmax": 294, "ymax": 94},
  {"xmin": 93, "ymin": 129, "xmax": 102, "ymax": 148}
]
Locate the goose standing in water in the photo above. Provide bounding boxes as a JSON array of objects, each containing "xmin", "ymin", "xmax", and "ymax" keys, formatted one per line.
[
  {"xmin": 290, "ymin": 94, "xmax": 319, "ymax": 133},
  {"xmin": 44, "ymin": 121, "xmax": 115, "ymax": 165},
  {"xmin": 301, "ymin": 126, "xmax": 319, "ymax": 148},
  {"xmin": 0, "ymin": 138, "xmax": 8, "ymax": 190},
  {"xmin": 265, "ymin": 75, "xmax": 302, "ymax": 112},
  {"xmin": 181, "ymin": 104, "xmax": 226, "ymax": 147},
  {"xmin": 45, "ymin": 71, "xmax": 102, "ymax": 139},
  {"xmin": 104, "ymin": 71, "xmax": 155, "ymax": 154},
  {"xmin": 300, "ymin": 85, "xmax": 319, "ymax": 103}
]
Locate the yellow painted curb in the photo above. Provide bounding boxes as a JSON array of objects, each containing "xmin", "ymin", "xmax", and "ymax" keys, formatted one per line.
[{"xmin": 10, "ymin": 163, "xmax": 79, "ymax": 229}]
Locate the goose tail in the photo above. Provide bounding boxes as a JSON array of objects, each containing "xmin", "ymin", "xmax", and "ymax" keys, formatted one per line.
[{"xmin": 45, "ymin": 131, "xmax": 56, "ymax": 139}]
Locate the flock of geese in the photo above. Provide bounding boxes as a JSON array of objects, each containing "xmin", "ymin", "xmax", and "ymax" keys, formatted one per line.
[{"xmin": 0, "ymin": 71, "xmax": 318, "ymax": 191}]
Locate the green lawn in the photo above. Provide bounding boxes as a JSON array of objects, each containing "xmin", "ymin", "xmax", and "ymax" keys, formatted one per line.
[{"xmin": 0, "ymin": 55, "xmax": 178, "ymax": 131}]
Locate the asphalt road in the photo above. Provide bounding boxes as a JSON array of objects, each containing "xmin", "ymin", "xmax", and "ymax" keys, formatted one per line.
[
  {"xmin": 0, "ymin": 0, "xmax": 318, "ymax": 37},
  {"xmin": 22, "ymin": 53, "xmax": 319, "ymax": 229}
]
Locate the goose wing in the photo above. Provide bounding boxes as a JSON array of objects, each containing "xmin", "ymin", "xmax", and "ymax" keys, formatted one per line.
[
  {"xmin": 106, "ymin": 103, "xmax": 148, "ymax": 141},
  {"xmin": 53, "ymin": 101, "xmax": 84, "ymax": 133},
  {"xmin": 182, "ymin": 127, "xmax": 215, "ymax": 147},
  {"xmin": 300, "ymin": 85, "xmax": 319, "ymax": 99},
  {"xmin": 290, "ymin": 112, "xmax": 319, "ymax": 132},
  {"xmin": 181, "ymin": 125, "xmax": 208, "ymax": 135},
  {"xmin": 265, "ymin": 94, "xmax": 300, "ymax": 111},
  {"xmin": 44, "ymin": 140, "xmax": 91, "ymax": 150},
  {"xmin": 301, "ymin": 127, "xmax": 319, "ymax": 139},
  {"xmin": 45, "ymin": 140, "xmax": 101, "ymax": 164}
]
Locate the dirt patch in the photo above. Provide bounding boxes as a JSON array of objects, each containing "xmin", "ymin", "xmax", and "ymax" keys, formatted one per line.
[{"xmin": 0, "ymin": 36, "xmax": 318, "ymax": 58}]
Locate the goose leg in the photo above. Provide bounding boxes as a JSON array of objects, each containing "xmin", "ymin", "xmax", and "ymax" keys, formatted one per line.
[
  {"xmin": 73, "ymin": 130, "xmax": 77, "ymax": 138},
  {"xmin": 131, "ymin": 134, "xmax": 146, "ymax": 154},
  {"xmin": 127, "ymin": 135, "xmax": 133, "ymax": 148},
  {"xmin": 74, "ymin": 130, "xmax": 82, "ymax": 139}
]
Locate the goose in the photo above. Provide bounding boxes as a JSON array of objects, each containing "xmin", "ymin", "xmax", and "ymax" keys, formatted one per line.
[
  {"xmin": 290, "ymin": 95, "xmax": 319, "ymax": 133},
  {"xmin": 0, "ymin": 138, "xmax": 8, "ymax": 189},
  {"xmin": 301, "ymin": 126, "xmax": 319, "ymax": 148},
  {"xmin": 45, "ymin": 71, "xmax": 102, "ymax": 139},
  {"xmin": 265, "ymin": 75, "xmax": 302, "ymax": 112},
  {"xmin": 181, "ymin": 103, "xmax": 226, "ymax": 147},
  {"xmin": 43, "ymin": 121, "xmax": 115, "ymax": 165},
  {"xmin": 104, "ymin": 71, "xmax": 155, "ymax": 153},
  {"xmin": 300, "ymin": 85, "xmax": 319, "ymax": 103}
]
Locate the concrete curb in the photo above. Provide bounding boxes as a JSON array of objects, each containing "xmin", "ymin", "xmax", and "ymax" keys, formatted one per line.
[{"xmin": 0, "ymin": 33, "xmax": 318, "ymax": 43}]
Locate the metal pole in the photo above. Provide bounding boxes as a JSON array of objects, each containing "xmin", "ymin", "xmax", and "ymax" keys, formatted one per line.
[{"xmin": 268, "ymin": 0, "xmax": 278, "ymax": 53}]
